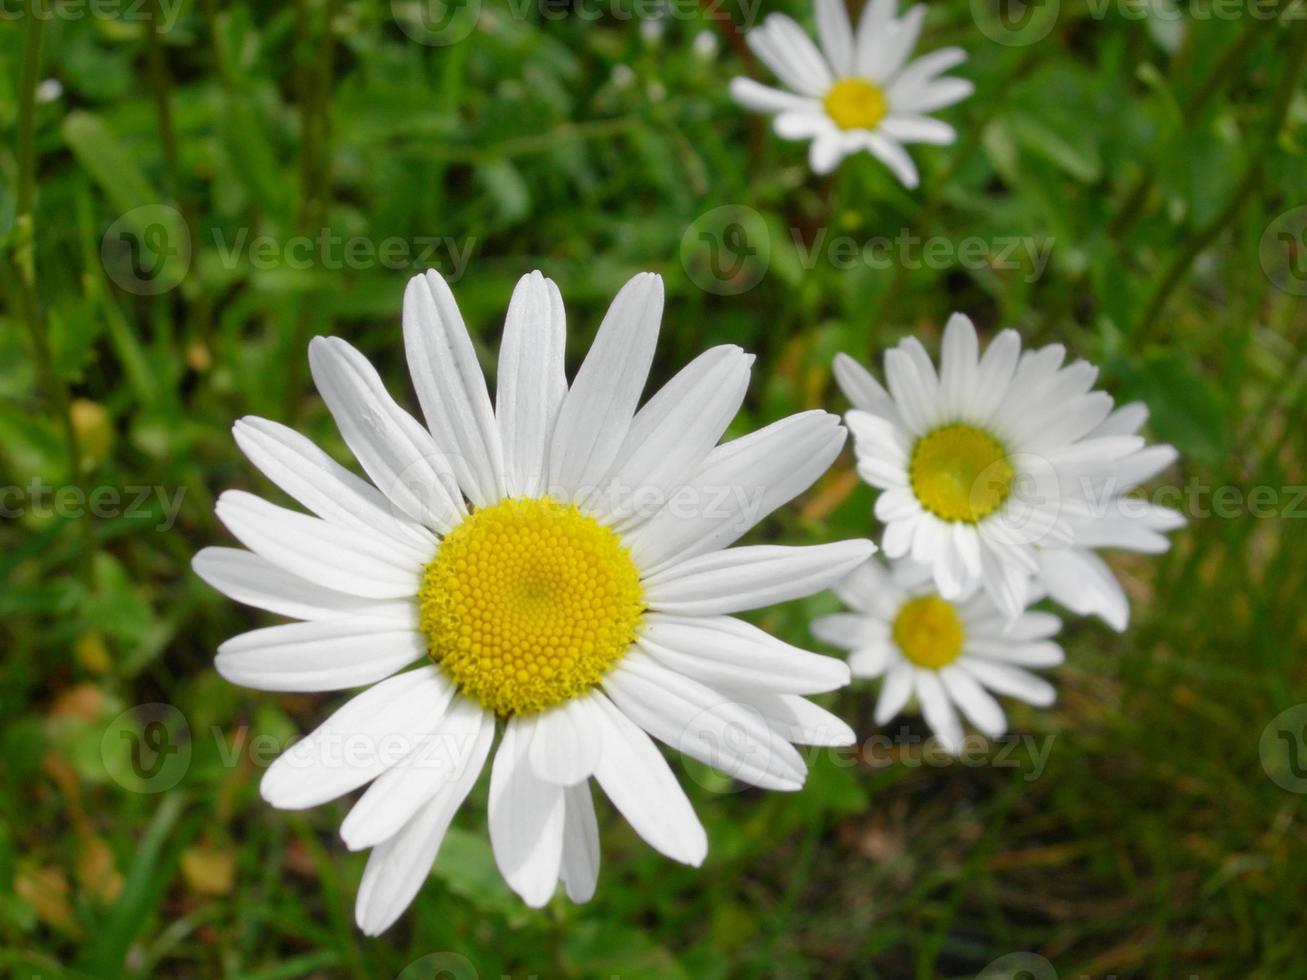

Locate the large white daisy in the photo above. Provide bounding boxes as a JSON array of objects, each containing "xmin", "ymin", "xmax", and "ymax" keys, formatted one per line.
[
  {"xmin": 1035, "ymin": 403, "xmax": 1184, "ymax": 631},
  {"xmin": 834, "ymin": 313, "xmax": 1149, "ymax": 620},
  {"xmin": 812, "ymin": 557, "xmax": 1063, "ymax": 754},
  {"xmin": 729, "ymin": 0, "xmax": 973, "ymax": 182},
  {"xmin": 194, "ymin": 269, "xmax": 871, "ymax": 934}
]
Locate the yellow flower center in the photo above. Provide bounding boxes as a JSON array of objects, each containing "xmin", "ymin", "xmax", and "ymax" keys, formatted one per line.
[
  {"xmin": 823, "ymin": 78, "xmax": 888, "ymax": 131},
  {"xmin": 909, "ymin": 424, "xmax": 1014, "ymax": 523},
  {"xmin": 893, "ymin": 596, "xmax": 964, "ymax": 669},
  {"xmin": 418, "ymin": 497, "xmax": 644, "ymax": 717}
]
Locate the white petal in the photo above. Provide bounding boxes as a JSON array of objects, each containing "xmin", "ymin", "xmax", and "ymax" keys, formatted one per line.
[
  {"xmin": 887, "ymin": 46, "xmax": 967, "ymax": 94},
  {"xmin": 809, "ymin": 134, "xmax": 849, "ymax": 175},
  {"xmin": 308, "ymin": 336, "xmax": 464, "ymax": 531},
  {"xmin": 547, "ymin": 273, "xmax": 663, "ymax": 497},
  {"xmin": 871, "ymin": 4, "xmax": 926, "ymax": 82},
  {"xmin": 735, "ymin": 691, "xmax": 856, "ymax": 746},
  {"xmin": 814, "ymin": 0, "xmax": 854, "ymax": 74},
  {"xmin": 875, "ymin": 661, "xmax": 914, "ymax": 724},
  {"xmin": 1037, "ymin": 547, "xmax": 1129, "ymax": 631},
  {"xmin": 641, "ymin": 613, "xmax": 851, "ymax": 694},
  {"xmin": 937, "ymin": 313, "xmax": 978, "ymax": 418},
  {"xmin": 833, "ymin": 556, "xmax": 899, "ymax": 615},
  {"xmin": 747, "ymin": 21, "xmax": 827, "ymax": 96},
  {"xmin": 883, "ymin": 348, "xmax": 931, "ymax": 435},
  {"xmin": 848, "ymin": 642, "xmax": 894, "ymax": 677},
  {"xmin": 497, "ymin": 271, "xmax": 567, "ymax": 498},
  {"xmin": 881, "ymin": 513, "xmax": 918, "ymax": 558},
  {"xmin": 527, "ymin": 693, "xmax": 605, "ymax": 785},
  {"xmin": 775, "ymin": 108, "xmax": 835, "ymax": 140},
  {"xmin": 914, "ymin": 668, "xmax": 963, "ymax": 753},
  {"xmin": 809, "ymin": 613, "xmax": 887, "ymax": 651},
  {"xmin": 597, "ymin": 345, "xmax": 751, "ymax": 528},
  {"xmin": 854, "ymin": 0, "xmax": 899, "ymax": 75},
  {"xmin": 898, "ymin": 76, "xmax": 975, "ymax": 113},
  {"xmin": 965, "ymin": 640, "xmax": 1064, "ymax": 668},
  {"xmin": 644, "ymin": 540, "xmax": 876, "ymax": 616},
  {"xmin": 846, "ymin": 409, "xmax": 910, "ymax": 468},
  {"xmin": 960, "ymin": 659, "xmax": 1057, "ymax": 707},
  {"xmin": 353, "ymin": 709, "xmax": 488, "ymax": 936},
  {"xmin": 880, "ymin": 113, "xmax": 955, "ymax": 145},
  {"xmin": 403, "ymin": 271, "xmax": 505, "ymax": 506},
  {"xmin": 833, "ymin": 352, "xmax": 897, "ymax": 417},
  {"xmin": 729, "ymin": 75, "xmax": 813, "ymax": 112},
  {"xmin": 214, "ymin": 490, "xmax": 421, "ymax": 600},
  {"xmin": 1091, "ymin": 402, "xmax": 1149, "ymax": 439},
  {"xmin": 260, "ymin": 667, "xmax": 453, "ymax": 809},
  {"xmin": 626, "ymin": 411, "xmax": 847, "ymax": 571},
  {"xmin": 341, "ymin": 696, "xmax": 494, "ymax": 851},
  {"xmin": 968, "ymin": 329, "xmax": 1021, "ymax": 422},
  {"xmin": 232, "ymin": 417, "xmax": 435, "ymax": 561},
  {"xmin": 761, "ymin": 14, "xmax": 834, "ymax": 93},
  {"xmin": 874, "ymin": 487, "xmax": 920, "ymax": 525},
  {"xmin": 590, "ymin": 692, "xmax": 707, "ymax": 865},
  {"xmin": 489, "ymin": 718, "xmax": 566, "ymax": 907},
  {"xmin": 192, "ymin": 547, "xmax": 416, "ymax": 623},
  {"xmin": 604, "ymin": 652, "xmax": 807, "ymax": 790},
  {"xmin": 560, "ymin": 781, "xmax": 600, "ymax": 903},
  {"xmin": 939, "ymin": 665, "xmax": 1007, "ymax": 738},
  {"xmin": 217, "ymin": 617, "xmax": 425, "ymax": 693},
  {"xmin": 865, "ymin": 132, "xmax": 920, "ymax": 188}
]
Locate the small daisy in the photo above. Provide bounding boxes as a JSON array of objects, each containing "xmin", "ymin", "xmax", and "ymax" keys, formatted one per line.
[
  {"xmin": 812, "ymin": 557, "xmax": 1063, "ymax": 753},
  {"xmin": 195, "ymin": 269, "xmax": 871, "ymax": 934},
  {"xmin": 834, "ymin": 313, "xmax": 1148, "ymax": 620},
  {"xmin": 730, "ymin": 0, "xmax": 973, "ymax": 182},
  {"xmin": 1036, "ymin": 403, "xmax": 1184, "ymax": 631}
]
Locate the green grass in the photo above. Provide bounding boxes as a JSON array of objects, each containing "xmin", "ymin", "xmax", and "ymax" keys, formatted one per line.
[{"xmin": 2, "ymin": 0, "xmax": 1306, "ymax": 976}]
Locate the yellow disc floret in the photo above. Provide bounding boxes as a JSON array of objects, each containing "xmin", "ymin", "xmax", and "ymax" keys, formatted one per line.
[
  {"xmin": 893, "ymin": 596, "xmax": 964, "ymax": 669},
  {"xmin": 823, "ymin": 78, "xmax": 888, "ymax": 131},
  {"xmin": 909, "ymin": 424, "xmax": 1014, "ymax": 523},
  {"xmin": 418, "ymin": 497, "xmax": 644, "ymax": 717}
]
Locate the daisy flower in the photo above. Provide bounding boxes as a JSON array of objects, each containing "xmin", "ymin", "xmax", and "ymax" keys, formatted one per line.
[
  {"xmin": 812, "ymin": 557, "xmax": 1063, "ymax": 753},
  {"xmin": 729, "ymin": 0, "xmax": 973, "ymax": 182},
  {"xmin": 1035, "ymin": 403, "xmax": 1184, "ymax": 631},
  {"xmin": 194, "ymin": 269, "xmax": 871, "ymax": 934},
  {"xmin": 834, "ymin": 313, "xmax": 1149, "ymax": 620}
]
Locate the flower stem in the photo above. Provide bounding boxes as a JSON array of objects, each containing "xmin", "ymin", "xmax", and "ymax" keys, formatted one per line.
[{"xmin": 7, "ymin": 0, "xmax": 97, "ymax": 588}]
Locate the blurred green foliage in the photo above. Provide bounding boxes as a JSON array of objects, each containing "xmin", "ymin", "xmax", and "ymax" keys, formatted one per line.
[{"xmin": 1, "ymin": 0, "xmax": 1306, "ymax": 976}]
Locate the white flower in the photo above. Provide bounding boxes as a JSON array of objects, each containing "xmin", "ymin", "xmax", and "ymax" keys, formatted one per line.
[
  {"xmin": 194, "ymin": 269, "xmax": 872, "ymax": 934},
  {"xmin": 813, "ymin": 557, "xmax": 1063, "ymax": 754},
  {"xmin": 1036, "ymin": 403, "xmax": 1184, "ymax": 631},
  {"xmin": 729, "ymin": 0, "xmax": 973, "ymax": 182},
  {"xmin": 834, "ymin": 313, "xmax": 1152, "ymax": 620}
]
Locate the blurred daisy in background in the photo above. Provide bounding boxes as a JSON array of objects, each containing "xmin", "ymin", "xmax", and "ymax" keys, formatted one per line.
[
  {"xmin": 195, "ymin": 269, "xmax": 870, "ymax": 934},
  {"xmin": 834, "ymin": 313, "xmax": 1152, "ymax": 620},
  {"xmin": 1036, "ymin": 403, "xmax": 1184, "ymax": 631},
  {"xmin": 730, "ymin": 0, "xmax": 973, "ymax": 182},
  {"xmin": 812, "ymin": 557, "xmax": 1063, "ymax": 753}
]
